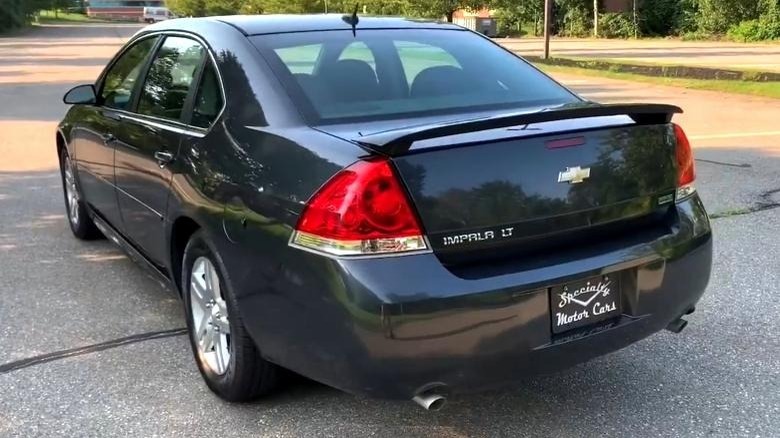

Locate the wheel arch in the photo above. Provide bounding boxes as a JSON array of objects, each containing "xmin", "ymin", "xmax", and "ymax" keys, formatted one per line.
[
  {"xmin": 169, "ymin": 215, "xmax": 203, "ymax": 295},
  {"xmin": 56, "ymin": 128, "xmax": 68, "ymax": 158}
]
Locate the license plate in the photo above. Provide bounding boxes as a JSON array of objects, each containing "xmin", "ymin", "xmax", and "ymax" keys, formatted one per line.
[{"xmin": 551, "ymin": 274, "xmax": 621, "ymax": 334}]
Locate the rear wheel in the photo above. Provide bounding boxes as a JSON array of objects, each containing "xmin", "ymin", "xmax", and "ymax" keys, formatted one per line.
[
  {"xmin": 59, "ymin": 149, "xmax": 102, "ymax": 240},
  {"xmin": 182, "ymin": 231, "xmax": 280, "ymax": 401}
]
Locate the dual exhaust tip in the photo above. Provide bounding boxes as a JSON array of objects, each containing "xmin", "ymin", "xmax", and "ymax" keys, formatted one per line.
[
  {"xmin": 414, "ymin": 308, "xmax": 697, "ymax": 411},
  {"xmin": 412, "ymin": 393, "xmax": 447, "ymax": 411},
  {"xmin": 412, "ymin": 384, "xmax": 448, "ymax": 411}
]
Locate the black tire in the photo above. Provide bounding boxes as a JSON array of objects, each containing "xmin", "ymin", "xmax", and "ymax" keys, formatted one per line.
[
  {"xmin": 59, "ymin": 149, "xmax": 102, "ymax": 240},
  {"xmin": 181, "ymin": 230, "xmax": 280, "ymax": 402}
]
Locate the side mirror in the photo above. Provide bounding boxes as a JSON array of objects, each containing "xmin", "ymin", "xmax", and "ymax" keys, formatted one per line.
[{"xmin": 63, "ymin": 84, "xmax": 97, "ymax": 105}]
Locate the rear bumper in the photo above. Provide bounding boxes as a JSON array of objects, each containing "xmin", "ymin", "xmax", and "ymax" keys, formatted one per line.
[{"xmin": 232, "ymin": 195, "xmax": 712, "ymax": 399}]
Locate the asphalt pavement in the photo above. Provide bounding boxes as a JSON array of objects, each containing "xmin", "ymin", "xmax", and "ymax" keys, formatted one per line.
[{"xmin": 0, "ymin": 24, "xmax": 778, "ymax": 438}]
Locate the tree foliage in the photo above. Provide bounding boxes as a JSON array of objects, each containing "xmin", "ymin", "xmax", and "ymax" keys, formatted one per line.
[
  {"xmin": 5, "ymin": 0, "xmax": 776, "ymax": 41},
  {"xmin": 168, "ymin": 0, "xmax": 489, "ymax": 21},
  {"xmin": 0, "ymin": 0, "xmax": 54, "ymax": 31}
]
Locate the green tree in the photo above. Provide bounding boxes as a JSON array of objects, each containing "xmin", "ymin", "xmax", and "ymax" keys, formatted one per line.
[
  {"xmin": 204, "ymin": 0, "xmax": 243, "ymax": 14},
  {"xmin": 407, "ymin": 0, "xmax": 491, "ymax": 22},
  {"xmin": 167, "ymin": 0, "xmax": 206, "ymax": 16},
  {"xmin": 696, "ymin": 0, "xmax": 764, "ymax": 33},
  {"xmin": 0, "ymin": 0, "xmax": 51, "ymax": 31},
  {"xmin": 493, "ymin": 0, "xmax": 544, "ymax": 35}
]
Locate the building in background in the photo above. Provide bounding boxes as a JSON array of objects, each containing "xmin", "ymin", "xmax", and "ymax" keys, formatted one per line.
[
  {"xmin": 86, "ymin": 1, "xmax": 165, "ymax": 21},
  {"xmin": 452, "ymin": 9, "xmax": 497, "ymax": 37}
]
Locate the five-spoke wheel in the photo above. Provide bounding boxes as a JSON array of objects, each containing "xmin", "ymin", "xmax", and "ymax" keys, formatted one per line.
[
  {"xmin": 63, "ymin": 156, "xmax": 80, "ymax": 226},
  {"xmin": 59, "ymin": 148, "xmax": 102, "ymax": 240},
  {"xmin": 182, "ymin": 231, "xmax": 280, "ymax": 401},
  {"xmin": 190, "ymin": 256, "xmax": 231, "ymax": 375}
]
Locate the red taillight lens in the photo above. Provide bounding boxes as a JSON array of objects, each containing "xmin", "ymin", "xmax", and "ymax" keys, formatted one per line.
[
  {"xmin": 291, "ymin": 158, "xmax": 428, "ymax": 256},
  {"xmin": 673, "ymin": 124, "xmax": 696, "ymax": 201},
  {"xmin": 674, "ymin": 124, "xmax": 695, "ymax": 186}
]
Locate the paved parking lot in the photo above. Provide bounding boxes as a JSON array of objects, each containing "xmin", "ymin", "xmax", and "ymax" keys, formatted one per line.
[{"xmin": 1, "ymin": 24, "xmax": 778, "ymax": 437}]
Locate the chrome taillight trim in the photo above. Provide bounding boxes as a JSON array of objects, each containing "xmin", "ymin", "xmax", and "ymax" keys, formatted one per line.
[
  {"xmin": 288, "ymin": 231, "xmax": 432, "ymax": 259},
  {"xmin": 676, "ymin": 184, "xmax": 697, "ymax": 202}
]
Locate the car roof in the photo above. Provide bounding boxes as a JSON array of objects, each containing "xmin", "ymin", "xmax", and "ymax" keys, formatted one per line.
[{"xmin": 152, "ymin": 14, "xmax": 463, "ymax": 36}]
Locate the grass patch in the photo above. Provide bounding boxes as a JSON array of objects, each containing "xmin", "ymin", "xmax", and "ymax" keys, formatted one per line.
[
  {"xmin": 535, "ymin": 64, "xmax": 780, "ymax": 99},
  {"xmin": 34, "ymin": 10, "xmax": 108, "ymax": 24},
  {"xmin": 526, "ymin": 56, "xmax": 780, "ymax": 82}
]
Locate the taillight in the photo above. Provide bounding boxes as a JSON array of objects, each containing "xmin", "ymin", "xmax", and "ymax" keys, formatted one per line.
[
  {"xmin": 673, "ymin": 124, "xmax": 696, "ymax": 200},
  {"xmin": 290, "ymin": 158, "xmax": 429, "ymax": 257}
]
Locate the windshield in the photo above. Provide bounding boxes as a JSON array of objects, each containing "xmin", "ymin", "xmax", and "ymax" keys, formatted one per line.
[{"xmin": 250, "ymin": 29, "xmax": 578, "ymax": 123}]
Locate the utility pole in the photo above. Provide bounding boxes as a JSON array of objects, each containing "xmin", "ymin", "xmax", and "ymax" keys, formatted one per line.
[
  {"xmin": 593, "ymin": 0, "xmax": 599, "ymax": 37},
  {"xmin": 543, "ymin": 0, "xmax": 552, "ymax": 59}
]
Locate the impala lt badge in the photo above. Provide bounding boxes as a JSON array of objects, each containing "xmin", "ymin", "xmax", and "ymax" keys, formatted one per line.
[{"xmin": 558, "ymin": 166, "xmax": 591, "ymax": 184}]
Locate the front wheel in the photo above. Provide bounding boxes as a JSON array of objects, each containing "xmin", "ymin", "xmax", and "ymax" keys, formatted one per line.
[
  {"xmin": 182, "ymin": 231, "xmax": 280, "ymax": 401},
  {"xmin": 59, "ymin": 149, "xmax": 102, "ymax": 240}
]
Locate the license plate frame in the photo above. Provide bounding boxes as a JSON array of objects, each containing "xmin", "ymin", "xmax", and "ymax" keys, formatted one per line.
[{"xmin": 550, "ymin": 273, "xmax": 621, "ymax": 334}]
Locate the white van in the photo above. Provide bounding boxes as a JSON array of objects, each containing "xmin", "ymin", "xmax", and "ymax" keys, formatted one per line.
[{"xmin": 142, "ymin": 7, "xmax": 173, "ymax": 23}]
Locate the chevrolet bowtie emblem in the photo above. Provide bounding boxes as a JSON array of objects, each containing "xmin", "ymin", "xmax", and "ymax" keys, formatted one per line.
[{"xmin": 557, "ymin": 166, "xmax": 591, "ymax": 184}]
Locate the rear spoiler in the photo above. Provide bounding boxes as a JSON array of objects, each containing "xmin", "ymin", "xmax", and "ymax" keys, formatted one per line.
[{"xmin": 355, "ymin": 103, "xmax": 682, "ymax": 156}]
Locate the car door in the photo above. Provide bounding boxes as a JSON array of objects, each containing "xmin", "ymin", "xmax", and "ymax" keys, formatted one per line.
[
  {"xmin": 113, "ymin": 35, "xmax": 207, "ymax": 265},
  {"xmin": 71, "ymin": 36, "xmax": 159, "ymax": 229}
]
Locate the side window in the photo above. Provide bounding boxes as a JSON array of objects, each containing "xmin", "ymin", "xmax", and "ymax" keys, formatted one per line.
[
  {"xmin": 137, "ymin": 36, "xmax": 205, "ymax": 121},
  {"xmin": 190, "ymin": 62, "xmax": 223, "ymax": 128},
  {"xmin": 100, "ymin": 37, "xmax": 157, "ymax": 110},
  {"xmin": 338, "ymin": 41, "xmax": 376, "ymax": 74},
  {"xmin": 393, "ymin": 41, "xmax": 461, "ymax": 87}
]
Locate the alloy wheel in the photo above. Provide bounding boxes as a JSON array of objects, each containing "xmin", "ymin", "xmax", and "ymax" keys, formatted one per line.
[
  {"xmin": 63, "ymin": 156, "xmax": 80, "ymax": 226},
  {"xmin": 190, "ymin": 256, "xmax": 232, "ymax": 375}
]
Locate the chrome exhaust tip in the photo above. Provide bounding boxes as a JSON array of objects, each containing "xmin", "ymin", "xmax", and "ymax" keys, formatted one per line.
[{"xmin": 412, "ymin": 393, "xmax": 446, "ymax": 411}]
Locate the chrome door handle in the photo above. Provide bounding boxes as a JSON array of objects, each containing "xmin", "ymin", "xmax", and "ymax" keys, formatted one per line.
[
  {"xmin": 102, "ymin": 133, "xmax": 116, "ymax": 143},
  {"xmin": 154, "ymin": 150, "xmax": 175, "ymax": 167}
]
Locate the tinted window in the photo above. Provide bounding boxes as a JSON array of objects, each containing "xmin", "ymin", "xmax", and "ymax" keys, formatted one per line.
[
  {"xmin": 253, "ymin": 30, "xmax": 577, "ymax": 123},
  {"xmin": 394, "ymin": 41, "xmax": 460, "ymax": 87},
  {"xmin": 338, "ymin": 41, "xmax": 376, "ymax": 74},
  {"xmin": 137, "ymin": 36, "xmax": 205, "ymax": 121},
  {"xmin": 276, "ymin": 44, "xmax": 321, "ymax": 74},
  {"xmin": 191, "ymin": 62, "xmax": 223, "ymax": 128},
  {"xmin": 100, "ymin": 37, "xmax": 157, "ymax": 110}
]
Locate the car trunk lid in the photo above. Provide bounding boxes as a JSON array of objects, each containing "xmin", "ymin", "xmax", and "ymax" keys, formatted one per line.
[{"xmin": 315, "ymin": 104, "xmax": 682, "ymax": 264}]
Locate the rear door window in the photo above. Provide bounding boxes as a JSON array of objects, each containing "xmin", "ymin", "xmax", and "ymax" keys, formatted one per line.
[
  {"xmin": 137, "ymin": 36, "xmax": 205, "ymax": 121},
  {"xmin": 190, "ymin": 61, "xmax": 223, "ymax": 128},
  {"xmin": 100, "ymin": 37, "xmax": 158, "ymax": 110}
]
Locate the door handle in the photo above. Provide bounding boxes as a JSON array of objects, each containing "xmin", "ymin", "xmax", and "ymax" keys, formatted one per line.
[
  {"xmin": 102, "ymin": 133, "xmax": 116, "ymax": 143},
  {"xmin": 154, "ymin": 150, "xmax": 175, "ymax": 167}
]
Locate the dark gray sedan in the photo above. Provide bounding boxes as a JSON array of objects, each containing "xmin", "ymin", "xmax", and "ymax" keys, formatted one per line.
[{"xmin": 57, "ymin": 14, "xmax": 711, "ymax": 410}]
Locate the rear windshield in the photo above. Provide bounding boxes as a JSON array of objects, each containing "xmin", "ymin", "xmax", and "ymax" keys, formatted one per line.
[{"xmin": 250, "ymin": 29, "xmax": 577, "ymax": 123}]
